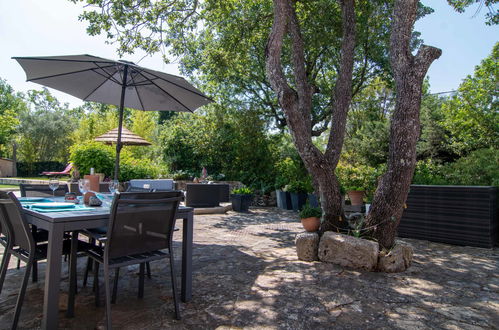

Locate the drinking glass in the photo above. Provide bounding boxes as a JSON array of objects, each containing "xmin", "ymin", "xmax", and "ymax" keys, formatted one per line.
[
  {"xmin": 49, "ymin": 179, "xmax": 59, "ymax": 197},
  {"xmin": 78, "ymin": 179, "xmax": 90, "ymax": 195},
  {"xmin": 108, "ymin": 180, "xmax": 119, "ymax": 194}
]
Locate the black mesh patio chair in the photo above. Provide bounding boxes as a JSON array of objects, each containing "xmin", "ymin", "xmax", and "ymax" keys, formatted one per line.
[
  {"xmin": 19, "ymin": 183, "xmax": 69, "ymax": 197},
  {"xmin": 18, "ymin": 184, "xmax": 70, "ymax": 281},
  {"xmin": 76, "ymin": 191, "xmax": 183, "ymax": 328},
  {"xmin": 0, "ymin": 191, "xmax": 39, "ymax": 329},
  {"xmin": 0, "ymin": 192, "xmax": 91, "ymax": 328}
]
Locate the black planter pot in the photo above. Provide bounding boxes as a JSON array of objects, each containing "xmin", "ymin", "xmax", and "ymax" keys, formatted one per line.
[
  {"xmin": 308, "ymin": 193, "xmax": 319, "ymax": 208},
  {"xmin": 290, "ymin": 192, "xmax": 308, "ymax": 211},
  {"xmin": 231, "ymin": 194, "xmax": 253, "ymax": 212},
  {"xmin": 276, "ymin": 190, "xmax": 293, "ymax": 210}
]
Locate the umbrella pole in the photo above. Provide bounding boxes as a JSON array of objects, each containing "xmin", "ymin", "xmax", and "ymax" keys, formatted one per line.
[{"xmin": 114, "ymin": 64, "xmax": 129, "ymax": 181}]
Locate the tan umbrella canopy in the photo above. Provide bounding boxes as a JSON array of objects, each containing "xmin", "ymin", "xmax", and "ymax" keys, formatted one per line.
[{"xmin": 95, "ymin": 127, "xmax": 151, "ymax": 146}]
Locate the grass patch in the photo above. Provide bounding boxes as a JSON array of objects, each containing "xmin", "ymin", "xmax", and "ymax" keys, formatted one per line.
[{"xmin": 0, "ymin": 184, "xmax": 19, "ymax": 189}]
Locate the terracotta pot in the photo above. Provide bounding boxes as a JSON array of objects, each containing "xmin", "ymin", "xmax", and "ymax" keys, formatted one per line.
[
  {"xmin": 347, "ymin": 190, "xmax": 365, "ymax": 206},
  {"xmin": 301, "ymin": 217, "xmax": 320, "ymax": 232}
]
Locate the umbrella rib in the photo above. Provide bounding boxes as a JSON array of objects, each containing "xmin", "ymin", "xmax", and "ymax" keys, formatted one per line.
[
  {"xmin": 128, "ymin": 71, "xmax": 146, "ymax": 111},
  {"xmin": 135, "ymin": 71, "xmax": 193, "ymax": 112},
  {"xmin": 140, "ymin": 70, "xmax": 214, "ymax": 102},
  {"xmin": 26, "ymin": 64, "xmax": 117, "ymax": 82}
]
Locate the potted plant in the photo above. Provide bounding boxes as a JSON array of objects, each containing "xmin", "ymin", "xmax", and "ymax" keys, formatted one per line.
[
  {"xmin": 276, "ymin": 185, "xmax": 293, "ymax": 210},
  {"xmin": 299, "ymin": 203, "xmax": 322, "ymax": 232},
  {"xmin": 337, "ymin": 164, "xmax": 378, "ymax": 206},
  {"xmin": 230, "ymin": 187, "xmax": 253, "ymax": 212},
  {"xmin": 287, "ymin": 180, "xmax": 311, "ymax": 211}
]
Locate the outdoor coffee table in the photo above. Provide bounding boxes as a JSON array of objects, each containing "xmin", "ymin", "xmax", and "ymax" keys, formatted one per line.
[{"xmin": 22, "ymin": 202, "xmax": 194, "ymax": 330}]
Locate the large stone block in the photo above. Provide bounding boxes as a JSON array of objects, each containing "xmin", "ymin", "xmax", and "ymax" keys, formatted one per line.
[
  {"xmin": 377, "ymin": 241, "xmax": 413, "ymax": 273},
  {"xmin": 318, "ymin": 232, "xmax": 378, "ymax": 271},
  {"xmin": 295, "ymin": 232, "xmax": 320, "ymax": 261}
]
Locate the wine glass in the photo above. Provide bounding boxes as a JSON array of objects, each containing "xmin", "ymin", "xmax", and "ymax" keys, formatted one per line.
[
  {"xmin": 78, "ymin": 179, "xmax": 90, "ymax": 195},
  {"xmin": 108, "ymin": 180, "xmax": 119, "ymax": 194},
  {"xmin": 49, "ymin": 179, "xmax": 59, "ymax": 197}
]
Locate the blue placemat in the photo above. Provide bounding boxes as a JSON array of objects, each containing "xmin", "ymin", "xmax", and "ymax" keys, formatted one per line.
[{"xmin": 30, "ymin": 205, "xmax": 97, "ymax": 213}]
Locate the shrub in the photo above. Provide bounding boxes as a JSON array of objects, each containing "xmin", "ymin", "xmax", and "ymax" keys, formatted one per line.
[
  {"xmin": 119, "ymin": 156, "xmax": 160, "ymax": 182},
  {"xmin": 412, "ymin": 159, "xmax": 447, "ymax": 185},
  {"xmin": 336, "ymin": 163, "xmax": 379, "ymax": 193},
  {"xmin": 232, "ymin": 187, "xmax": 253, "ymax": 195},
  {"xmin": 69, "ymin": 142, "xmax": 114, "ymax": 178},
  {"xmin": 299, "ymin": 203, "xmax": 322, "ymax": 219},
  {"xmin": 444, "ymin": 148, "xmax": 499, "ymax": 186},
  {"xmin": 285, "ymin": 180, "xmax": 312, "ymax": 193}
]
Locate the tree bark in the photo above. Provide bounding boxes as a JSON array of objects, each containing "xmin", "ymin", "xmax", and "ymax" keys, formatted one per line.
[
  {"xmin": 265, "ymin": 0, "xmax": 356, "ymax": 232},
  {"xmin": 365, "ymin": 0, "xmax": 442, "ymax": 249}
]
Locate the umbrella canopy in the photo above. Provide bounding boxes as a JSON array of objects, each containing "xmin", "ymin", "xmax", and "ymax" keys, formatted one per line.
[
  {"xmin": 14, "ymin": 54, "xmax": 213, "ymax": 180},
  {"xmin": 95, "ymin": 127, "xmax": 151, "ymax": 146}
]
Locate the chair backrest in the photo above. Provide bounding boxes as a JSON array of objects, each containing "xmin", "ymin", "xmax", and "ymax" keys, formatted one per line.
[
  {"xmin": 0, "ymin": 191, "xmax": 35, "ymax": 254},
  {"xmin": 61, "ymin": 163, "xmax": 73, "ymax": 173},
  {"xmin": 125, "ymin": 186, "xmax": 154, "ymax": 193},
  {"xmin": 129, "ymin": 179, "xmax": 174, "ymax": 191},
  {"xmin": 20, "ymin": 183, "xmax": 69, "ymax": 197},
  {"xmin": 106, "ymin": 191, "xmax": 183, "ymax": 259}
]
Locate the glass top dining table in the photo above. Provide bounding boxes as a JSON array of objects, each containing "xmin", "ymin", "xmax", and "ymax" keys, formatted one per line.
[{"xmin": 21, "ymin": 196, "xmax": 194, "ymax": 330}]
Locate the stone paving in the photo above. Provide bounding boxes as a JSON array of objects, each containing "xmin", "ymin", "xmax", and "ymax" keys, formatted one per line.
[{"xmin": 0, "ymin": 207, "xmax": 498, "ymax": 329}]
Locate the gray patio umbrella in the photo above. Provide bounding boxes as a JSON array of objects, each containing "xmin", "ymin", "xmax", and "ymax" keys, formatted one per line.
[{"xmin": 13, "ymin": 54, "xmax": 212, "ymax": 180}]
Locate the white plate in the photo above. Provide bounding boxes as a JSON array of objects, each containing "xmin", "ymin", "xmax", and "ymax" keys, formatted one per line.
[{"xmin": 31, "ymin": 202, "xmax": 76, "ymax": 209}]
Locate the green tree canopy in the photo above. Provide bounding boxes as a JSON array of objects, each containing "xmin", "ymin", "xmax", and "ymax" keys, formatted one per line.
[
  {"xmin": 441, "ymin": 42, "xmax": 499, "ymax": 155},
  {"xmin": 0, "ymin": 79, "xmax": 25, "ymax": 157},
  {"xmin": 16, "ymin": 89, "xmax": 77, "ymax": 163},
  {"xmin": 448, "ymin": 0, "xmax": 498, "ymax": 25}
]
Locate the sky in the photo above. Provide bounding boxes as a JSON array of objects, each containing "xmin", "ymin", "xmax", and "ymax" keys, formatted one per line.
[{"xmin": 0, "ymin": 0, "xmax": 497, "ymax": 107}]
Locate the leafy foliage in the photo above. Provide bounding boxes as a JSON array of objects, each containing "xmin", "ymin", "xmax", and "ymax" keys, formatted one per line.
[
  {"xmin": 444, "ymin": 148, "xmax": 499, "ymax": 186},
  {"xmin": 0, "ymin": 79, "xmax": 24, "ymax": 156},
  {"xmin": 69, "ymin": 142, "xmax": 115, "ymax": 177},
  {"xmin": 299, "ymin": 203, "xmax": 322, "ymax": 219},
  {"xmin": 441, "ymin": 42, "xmax": 499, "ymax": 156},
  {"xmin": 159, "ymin": 105, "xmax": 277, "ymax": 187},
  {"xmin": 336, "ymin": 163, "xmax": 380, "ymax": 194},
  {"xmin": 232, "ymin": 187, "xmax": 253, "ymax": 195},
  {"xmin": 447, "ymin": 0, "xmax": 498, "ymax": 25},
  {"xmin": 16, "ymin": 89, "xmax": 77, "ymax": 163}
]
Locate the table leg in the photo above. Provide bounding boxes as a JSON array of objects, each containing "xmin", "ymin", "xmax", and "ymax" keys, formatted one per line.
[
  {"xmin": 181, "ymin": 212, "xmax": 193, "ymax": 302},
  {"xmin": 42, "ymin": 225, "xmax": 64, "ymax": 329},
  {"xmin": 66, "ymin": 231, "xmax": 78, "ymax": 318}
]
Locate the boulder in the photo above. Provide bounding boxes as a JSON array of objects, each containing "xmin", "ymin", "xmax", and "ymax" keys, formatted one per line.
[
  {"xmin": 295, "ymin": 232, "xmax": 320, "ymax": 261},
  {"xmin": 377, "ymin": 241, "xmax": 413, "ymax": 273},
  {"xmin": 318, "ymin": 232, "xmax": 378, "ymax": 271}
]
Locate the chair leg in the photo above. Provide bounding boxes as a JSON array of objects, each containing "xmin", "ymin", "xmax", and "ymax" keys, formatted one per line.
[
  {"xmin": 169, "ymin": 249, "xmax": 181, "ymax": 320},
  {"xmin": 32, "ymin": 260, "xmax": 38, "ymax": 282},
  {"xmin": 138, "ymin": 263, "xmax": 145, "ymax": 299},
  {"xmin": 103, "ymin": 265, "xmax": 112, "ymax": 330},
  {"xmin": 16, "ymin": 258, "xmax": 20, "ymax": 270},
  {"xmin": 83, "ymin": 257, "xmax": 92, "ymax": 287},
  {"xmin": 146, "ymin": 262, "xmax": 151, "ymax": 279},
  {"xmin": 94, "ymin": 262, "xmax": 100, "ymax": 307},
  {"xmin": 112, "ymin": 268, "xmax": 119, "ymax": 304},
  {"xmin": 0, "ymin": 251, "xmax": 11, "ymax": 294},
  {"xmin": 12, "ymin": 259, "xmax": 32, "ymax": 329}
]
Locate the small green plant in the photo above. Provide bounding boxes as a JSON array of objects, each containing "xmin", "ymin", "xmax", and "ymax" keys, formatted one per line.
[
  {"xmin": 171, "ymin": 170, "xmax": 191, "ymax": 180},
  {"xmin": 232, "ymin": 187, "xmax": 253, "ymax": 195},
  {"xmin": 299, "ymin": 203, "xmax": 322, "ymax": 219},
  {"xmin": 285, "ymin": 180, "xmax": 312, "ymax": 193}
]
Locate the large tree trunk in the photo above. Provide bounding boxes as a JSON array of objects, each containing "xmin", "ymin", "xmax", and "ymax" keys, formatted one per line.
[
  {"xmin": 265, "ymin": 0, "xmax": 355, "ymax": 232},
  {"xmin": 365, "ymin": 0, "xmax": 441, "ymax": 249}
]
